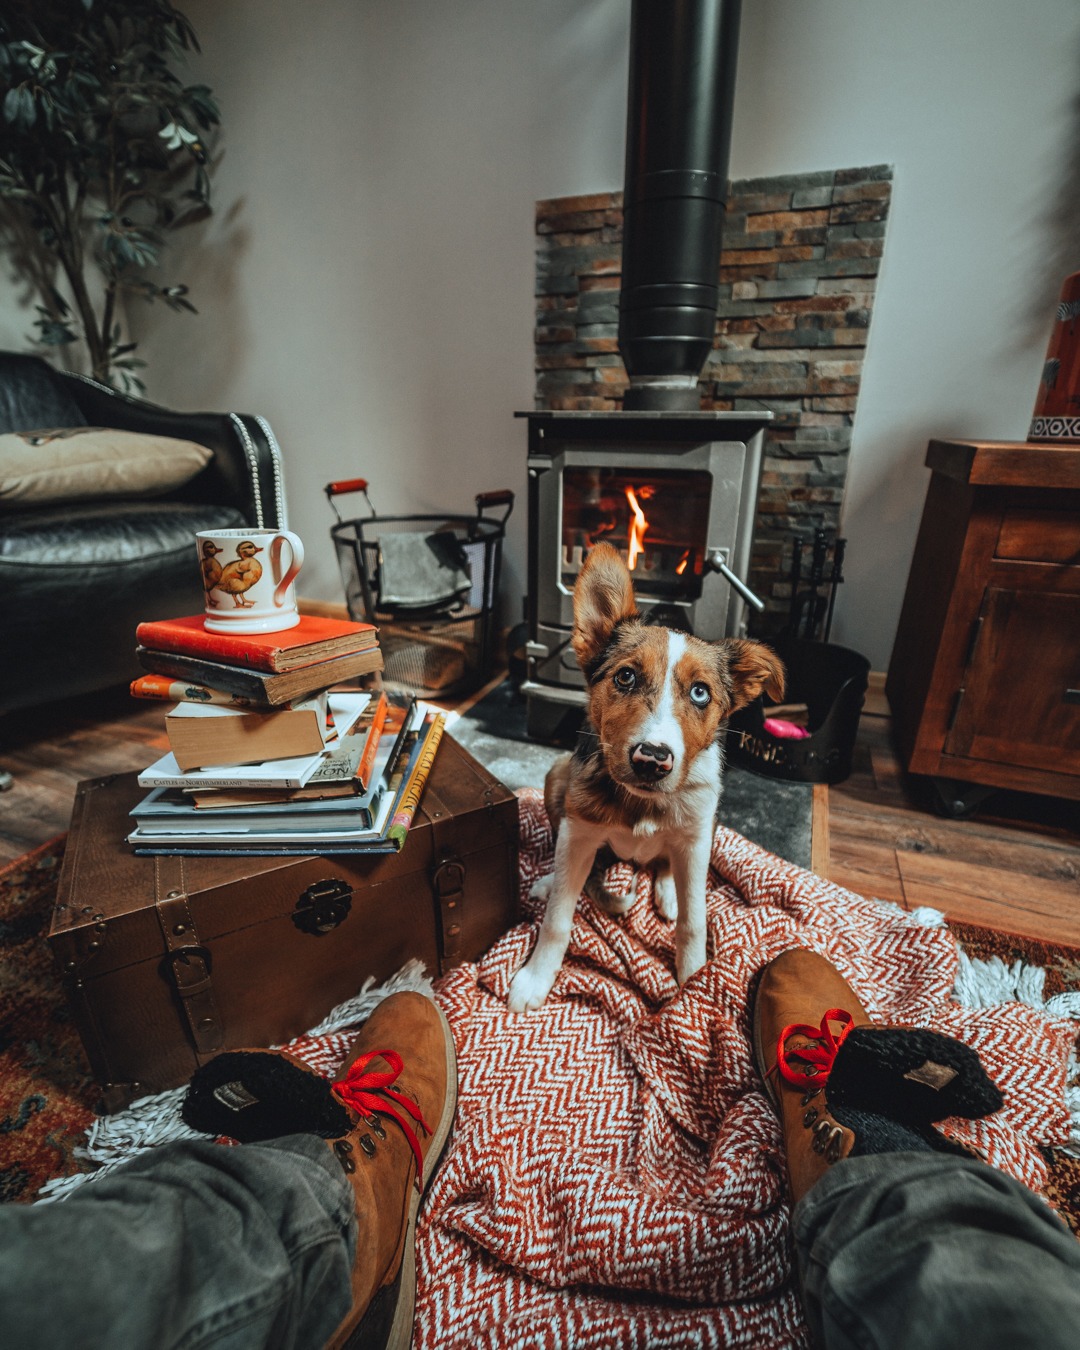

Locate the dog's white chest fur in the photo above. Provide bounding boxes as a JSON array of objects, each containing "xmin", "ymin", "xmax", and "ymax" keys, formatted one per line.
[
  {"xmin": 600, "ymin": 777, "xmax": 717, "ymax": 866},
  {"xmin": 603, "ymin": 819, "xmax": 669, "ymax": 866}
]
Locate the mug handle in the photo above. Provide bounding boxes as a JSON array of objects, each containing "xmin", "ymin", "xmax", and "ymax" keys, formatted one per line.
[{"xmin": 269, "ymin": 531, "xmax": 305, "ymax": 607}]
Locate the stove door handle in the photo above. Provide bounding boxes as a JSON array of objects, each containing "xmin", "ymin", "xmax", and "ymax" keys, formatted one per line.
[{"xmin": 706, "ymin": 549, "xmax": 766, "ymax": 613}]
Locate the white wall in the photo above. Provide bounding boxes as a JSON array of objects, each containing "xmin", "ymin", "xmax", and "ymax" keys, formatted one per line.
[
  {"xmin": 3, "ymin": 0, "xmax": 1077, "ymax": 669},
  {"xmin": 132, "ymin": 0, "xmax": 630, "ymax": 624},
  {"xmin": 730, "ymin": 0, "xmax": 1080, "ymax": 665}
]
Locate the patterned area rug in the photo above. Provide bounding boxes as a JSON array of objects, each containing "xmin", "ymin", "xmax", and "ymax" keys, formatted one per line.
[
  {"xmin": 0, "ymin": 837, "xmax": 97, "ymax": 1202},
  {"xmin": 2, "ymin": 809, "xmax": 1079, "ymax": 1345}
]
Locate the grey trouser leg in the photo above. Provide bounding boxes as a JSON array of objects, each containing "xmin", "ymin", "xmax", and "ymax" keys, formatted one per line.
[
  {"xmin": 0, "ymin": 1134, "xmax": 356, "ymax": 1350},
  {"xmin": 794, "ymin": 1151, "xmax": 1080, "ymax": 1350}
]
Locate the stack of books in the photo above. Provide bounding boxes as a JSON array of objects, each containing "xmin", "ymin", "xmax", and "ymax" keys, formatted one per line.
[{"xmin": 126, "ymin": 613, "xmax": 446, "ymax": 855}]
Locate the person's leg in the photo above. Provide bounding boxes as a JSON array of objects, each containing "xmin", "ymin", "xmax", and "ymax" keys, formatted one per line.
[
  {"xmin": 752, "ymin": 949, "xmax": 1080, "ymax": 1350},
  {"xmin": 794, "ymin": 1150, "xmax": 1080, "ymax": 1350},
  {"xmin": 0, "ymin": 991, "xmax": 456, "ymax": 1350},
  {"xmin": 182, "ymin": 990, "xmax": 457, "ymax": 1350},
  {"xmin": 0, "ymin": 1134, "xmax": 355, "ymax": 1350}
]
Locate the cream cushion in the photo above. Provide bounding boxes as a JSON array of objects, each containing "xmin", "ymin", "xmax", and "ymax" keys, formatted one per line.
[{"xmin": 0, "ymin": 427, "xmax": 213, "ymax": 508}]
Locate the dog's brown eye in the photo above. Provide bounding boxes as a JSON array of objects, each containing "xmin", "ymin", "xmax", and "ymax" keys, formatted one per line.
[
  {"xmin": 689, "ymin": 681, "xmax": 711, "ymax": 707},
  {"xmin": 613, "ymin": 666, "xmax": 637, "ymax": 691}
]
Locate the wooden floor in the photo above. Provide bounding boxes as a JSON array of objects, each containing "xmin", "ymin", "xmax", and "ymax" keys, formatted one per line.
[
  {"xmin": 2, "ymin": 686, "xmax": 1079, "ymax": 945},
  {"xmin": 827, "ymin": 710, "xmax": 1080, "ymax": 946}
]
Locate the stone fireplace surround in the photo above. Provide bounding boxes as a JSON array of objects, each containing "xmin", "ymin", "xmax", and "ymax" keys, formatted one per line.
[{"xmin": 532, "ymin": 164, "xmax": 892, "ymax": 636}]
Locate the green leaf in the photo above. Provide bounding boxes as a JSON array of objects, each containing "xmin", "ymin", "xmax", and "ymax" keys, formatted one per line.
[{"xmin": 3, "ymin": 87, "xmax": 22, "ymax": 123}]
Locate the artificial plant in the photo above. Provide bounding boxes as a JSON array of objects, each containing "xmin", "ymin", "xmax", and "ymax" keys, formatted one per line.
[{"xmin": 0, "ymin": 0, "xmax": 220, "ymax": 391}]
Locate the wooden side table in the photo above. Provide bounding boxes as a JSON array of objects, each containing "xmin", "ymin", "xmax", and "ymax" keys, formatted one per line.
[{"xmin": 886, "ymin": 439, "xmax": 1080, "ymax": 815}]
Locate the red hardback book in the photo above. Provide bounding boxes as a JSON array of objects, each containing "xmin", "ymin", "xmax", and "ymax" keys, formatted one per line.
[{"xmin": 135, "ymin": 614, "xmax": 378, "ymax": 674}]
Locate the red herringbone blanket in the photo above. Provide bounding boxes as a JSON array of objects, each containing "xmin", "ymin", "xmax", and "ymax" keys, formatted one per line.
[{"xmin": 407, "ymin": 790, "xmax": 1076, "ymax": 1350}]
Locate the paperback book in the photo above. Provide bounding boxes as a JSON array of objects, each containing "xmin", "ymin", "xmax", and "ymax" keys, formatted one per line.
[
  {"xmin": 130, "ymin": 675, "xmax": 266, "ymax": 709},
  {"xmin": 130, "ymin": 785, "xmax": 385, "ymax": 837},
  {"xmin": 188, "ymin": 692, "xmax": 404, "ymax": 807},
  {"xmin": 137, "ymin": 693, "xmax": 371, "ymax": 791}
]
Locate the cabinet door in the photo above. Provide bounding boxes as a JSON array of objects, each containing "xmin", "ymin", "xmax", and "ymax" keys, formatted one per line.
[{"xmin": 946, "ymin": 587, "xmax": 1080, "ymax": 775}]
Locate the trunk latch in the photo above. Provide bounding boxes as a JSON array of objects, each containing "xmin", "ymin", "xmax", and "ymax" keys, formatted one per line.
[{"xmin": 293, "ymin": 878, "xmax": 353, "ymax": 935}]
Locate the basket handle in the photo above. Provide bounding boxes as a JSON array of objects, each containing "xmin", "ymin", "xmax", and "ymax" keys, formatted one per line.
[
  {"xmin": 475, "ymin": 489, "xmax": 514, "ymax": 526},
  {"xmin": 325, "ymin": 478, "xmax": 369, "ymax": 498},
  {"xmin": 324, "ymin": 478, "xmax": 376, "ymax": 524}
]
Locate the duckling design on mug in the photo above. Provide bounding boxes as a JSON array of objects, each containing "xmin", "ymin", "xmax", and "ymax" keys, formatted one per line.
[
  {"xmin": 200, "ymin": 541, "xmax": 224, "ymax": 606},
  {"xmin": 195, "ymin": 527, "xmax": 305, "ymax": 634},
  {"xmin": 215, "ymin": 539, "xmax": 264, "ymax": 608}
]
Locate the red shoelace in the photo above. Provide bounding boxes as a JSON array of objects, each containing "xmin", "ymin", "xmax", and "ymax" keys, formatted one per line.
[
  {"xmin": 775, "ymin": 1008, "xmax": 856, "ymax": 1087},
  {"xmin": 333, "ymin": 1049, "xmax": 433, "ymax": 1180}
]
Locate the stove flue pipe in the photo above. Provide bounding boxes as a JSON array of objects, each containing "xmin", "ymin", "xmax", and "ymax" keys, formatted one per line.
[{"xmin": 618, "ymin": 0, "xmax": 742, "ymax": 411}]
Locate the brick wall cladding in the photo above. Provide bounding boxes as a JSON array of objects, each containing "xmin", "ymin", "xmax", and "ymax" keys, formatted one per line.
[{"xmin": 533, "ymin": 165, "xmax": 892, "ymax": 636}]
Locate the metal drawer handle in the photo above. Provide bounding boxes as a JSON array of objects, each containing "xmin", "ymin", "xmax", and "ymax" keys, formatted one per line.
[{"xmin": 1066, "ymin": 689, "xmax": 1080, "ymax": 705}]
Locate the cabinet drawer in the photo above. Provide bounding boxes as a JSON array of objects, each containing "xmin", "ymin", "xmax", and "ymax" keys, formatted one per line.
[{"xmin": 996, "ymin": 508, "xmax": 1080, "ymax": 565}]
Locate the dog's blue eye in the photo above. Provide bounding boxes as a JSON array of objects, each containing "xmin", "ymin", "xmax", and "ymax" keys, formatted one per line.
[
  {"xmin": 689, "ymin": 682, "xmax": 711, "ymax": 707},
  {"xmin": 613, "ymin": 666, "xmax": 636, "ymax": 691}
]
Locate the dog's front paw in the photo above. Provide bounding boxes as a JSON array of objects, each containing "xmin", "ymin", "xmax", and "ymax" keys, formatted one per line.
[
  {"xmin": 529, "ymin": 873, "xmax": 554, "ymax": 903},
  {"xmin": 654, "ymin": 870, "xmax": 677, "ymax": 922},
  {"xmin": 508, "ymin": 962, "xmax": 555, "ymax": 1013}
]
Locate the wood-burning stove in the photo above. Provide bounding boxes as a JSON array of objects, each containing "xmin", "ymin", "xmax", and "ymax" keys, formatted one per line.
[
  {"xmin": 519, "ymin": 408, "xmax": 771, "ymax": 737},
  {"xmin": 520, "ymin": 1, "xmax": 758, "ymax": 738}
]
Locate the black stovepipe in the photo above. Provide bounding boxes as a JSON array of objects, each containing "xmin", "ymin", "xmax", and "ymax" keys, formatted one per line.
[{"xmin": 618, "ymin": 0, "xmax": 742, "ymax": 410}]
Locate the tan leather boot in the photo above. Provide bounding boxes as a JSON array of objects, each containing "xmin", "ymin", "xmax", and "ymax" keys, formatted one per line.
[
  {"xmin": 751, "ymin": 949, "xmax": 871, "ymax": 1204},
  {"xmin": 182, "ymin": 991, "xmax": 457, "ymax": 1350}
]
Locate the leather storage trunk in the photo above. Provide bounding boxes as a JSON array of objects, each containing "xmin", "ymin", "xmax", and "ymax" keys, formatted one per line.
[{"xmin": 48, "ymin": 734, "xmax": 518, "ymax": 1111}]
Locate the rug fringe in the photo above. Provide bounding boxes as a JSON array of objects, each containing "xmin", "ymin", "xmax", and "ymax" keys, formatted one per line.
[
  {"xmin": 952, "ymin": 951, "xmax": 1080, "ymax": 1158},
  {"xmin": 953, "ymin": 950, "xmax": 1054, "ymax": 1010},
  {"xmin": 908, "ymin": 905, "xmax": 948, "ymax": 928},
  {"xmin": 36, "ymin": 960, "xmax": 434, "ymax": 1204}
]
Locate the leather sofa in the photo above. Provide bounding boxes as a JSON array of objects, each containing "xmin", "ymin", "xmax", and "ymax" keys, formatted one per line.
[{"xmin": 0, "ymin": 352, "xmax": 286, "ymax": 721}]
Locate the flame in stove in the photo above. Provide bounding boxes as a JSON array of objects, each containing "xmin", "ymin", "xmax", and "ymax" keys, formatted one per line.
[
  {"xmin": 676, "ymin": 550, "xmax": 690, "ymax": 575},
  {"xmin": 625, "ymin": 486, "xmax": 649, "ymax": 570}
]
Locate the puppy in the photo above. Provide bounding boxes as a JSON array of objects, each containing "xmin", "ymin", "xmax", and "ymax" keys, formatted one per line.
[{"xmin": 508, "ymin": 542, "xmax": 784, "ymax": 1013}]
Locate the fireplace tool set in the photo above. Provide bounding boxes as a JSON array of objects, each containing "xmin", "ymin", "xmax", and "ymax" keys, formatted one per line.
[{"xmin": 785, "ymin": 529, "xmax": 847, "ymax": 643}]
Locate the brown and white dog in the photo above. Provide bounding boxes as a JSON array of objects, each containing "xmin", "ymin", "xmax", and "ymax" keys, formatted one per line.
[{"xmin": 508, "ymin": 542, "xmax": 784, "ymax": 1013}]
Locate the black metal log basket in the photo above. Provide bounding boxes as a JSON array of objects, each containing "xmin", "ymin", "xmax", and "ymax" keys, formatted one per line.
[
  {"xmin": 725, "ymin": 636, "xmax": 870, "ymax": 785},
  {"xmin": 326, "ymin": 479, "xmax": 513, "ymax": 698}
]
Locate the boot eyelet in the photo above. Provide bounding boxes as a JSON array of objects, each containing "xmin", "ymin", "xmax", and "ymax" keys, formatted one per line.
[
  {"xmin": 826, "ymin": 1130, "xmax": 844, "ymax": 1164},
  {"xmin": 358, "ymin": 1133, "xmax": 376, "ymax": 1157},
  {"xmin": 366, "ymin": 1114, "xmax": 387, "ymax": 1139},
  {"xmin": 333, "ymin": 1139, "xmax": 356, "ymax": 1174},
  {"xmin": 800, "ymin": 1088, "xmax": 822, "ymax": 1106},
  {"xmin": 803, "ymin": 1107, "xmax": 819, "ymax": 1128}
]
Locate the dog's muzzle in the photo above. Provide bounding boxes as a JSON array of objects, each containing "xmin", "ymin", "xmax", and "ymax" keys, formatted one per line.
[{"xmin": 629, "ymin": 741, "xmax": 675, "ymax": 782}]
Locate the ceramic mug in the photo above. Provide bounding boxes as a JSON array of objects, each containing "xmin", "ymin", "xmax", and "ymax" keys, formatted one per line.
[{"xmin": 196, "ymin": 527, "xmax": 305, "ymax": 634}]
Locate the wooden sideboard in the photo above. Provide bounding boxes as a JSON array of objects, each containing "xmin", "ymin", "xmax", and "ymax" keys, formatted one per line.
[{"xmin": 886, "ymin": 439, "xmax": 1080, "ymax": 815}]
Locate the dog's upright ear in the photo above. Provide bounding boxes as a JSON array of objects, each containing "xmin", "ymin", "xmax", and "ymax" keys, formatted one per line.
[
  {"xmin": 572, "ymin": 542, "xmax": 638, "ymax": 673},
  {"xmin": 724, "ymin": 639, "xmax": 786, "ymax": 712}
]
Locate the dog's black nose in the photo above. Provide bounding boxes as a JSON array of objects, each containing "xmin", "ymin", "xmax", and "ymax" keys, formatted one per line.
[{"xmin": 630, "ymin": 741, "xmax": 674, "ymax": 780}]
